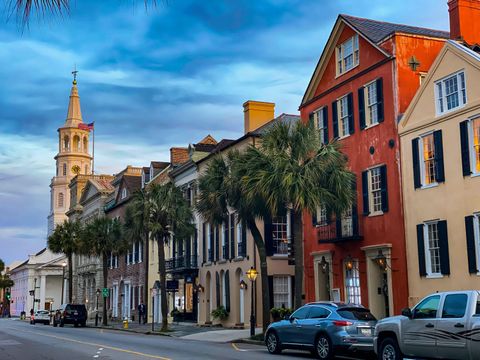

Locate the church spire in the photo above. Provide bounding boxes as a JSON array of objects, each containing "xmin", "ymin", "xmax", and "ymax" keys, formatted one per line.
[{"xmin": 65, "ymin": 68, "xmax": 83, "ymax": 127}]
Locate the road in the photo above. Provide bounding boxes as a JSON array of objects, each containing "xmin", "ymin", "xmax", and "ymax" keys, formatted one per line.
[{"xmin": 0, "ymin": 318, "xmax": 374, "ymax": 359}]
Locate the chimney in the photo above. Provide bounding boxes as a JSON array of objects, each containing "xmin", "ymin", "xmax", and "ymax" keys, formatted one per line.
[
  {"xmin": 170, "ymin": 147, "xmax": 189, "ymax": 165},
  {"xmin": 449, "ymin": 0, "xmax": 480, "ymax": 44},
  {"xmin": 243, "ymin": 100, "xmax": 275, "ymax": 134}
]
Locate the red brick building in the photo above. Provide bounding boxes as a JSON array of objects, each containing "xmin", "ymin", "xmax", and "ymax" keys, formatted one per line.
[{"xmin": 299, "ymin": 14, "xmax": 448, "ymax": 318}]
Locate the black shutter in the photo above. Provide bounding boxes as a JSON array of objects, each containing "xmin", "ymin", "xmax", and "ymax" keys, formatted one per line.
[
  {"xmin": 202, "ymin": 223, "xmax": 206, "ymax": 263},
  {"xmin": 323, "ymin": 107, "xmax": 329, "ymax": 144},
  {"xmin": 209, "ymin": 224, "xmax": 214, "ymax": 261},
  {"xmin": 224, "ymin": 221, "xmax": 229, "ymax": 259},
  {"xmin": 376, "ymin": 77, "xmax": 384, "ymax": 123},
  {"xmin": 215, "ymin": 226, "xmax": 220, "ymax": 261},
  {"xmin": 352, "ymin": 205, "xmax": 359, "ymax": 237},
  {"xmin": 412, "ymin": 138, "xmax": 421, "ymax": 189},
  {"xmin": 380, "ymin": 165, "xmax": 388, "ymax": 213},
  {"xmin": 332, "ymin": 101, "xmax": 339, "ymax": 138},
  {"xmin": 230, "ymin": 214, "xmax": 235, "ymax": 259},
  {"xmin": 417, "ymin": 224, "xmax": 427, "ymax": 277},
  {"xmin": 290, "ymin": 210, "xmax": 295, "ymax": 245},
  {"xmin": 460, "ymin": 121, "xmax": 471, "ymax": 176},
  {"xmin": 336, "ymin": 216, "xmax": 342, "ymax": 239},
  {"xmin": 358, "ymin": 87, "xmax": 366, "ymax": 130},
  {"xmin": 438, "ymin": 220, "xmax": 450, "ymax": 275},
  {"xmin": 225, "ymin": 270, "xmax": 230, "ymax": 312},
  {"xmin": 268, "ymin": 276, "xmax": 274, "ymax": 309},
  {"xmin": 312, "ymin": 209, "xmax": 317, "ymax": 227},
  {"xmin": 347, "ymin": 93, "xmax": 354, "ymax": 135},
  {"xmin": 309, "ymin": 112, "xmax": 315, "ymax": 127},
  {"xmin": 216, "ymin": 272, "xmax": 220, "ymax": 308},
  {"xmin": 433, "ymin": 130, "xmax": 445, "ymax": 183},
  {"xmin": 264, "ymin": 213, "xmax": 274, "ymax": 256},
  {"xmin": 465, "ymin": 216, "xmax": 477, "ymax": 274},
  {"xmin": 362, "ymin": 170, "xmax": 370, "ymax": 215},
  {"xmin": 241, "ymin": 220, "xmax": 247, "ymax": 257}
]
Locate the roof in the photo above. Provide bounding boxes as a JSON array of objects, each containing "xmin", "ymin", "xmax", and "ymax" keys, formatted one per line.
[
  {"xmin": 151, "ymin": 161, "xmax": 169, "ymax": 169},
  {"xmin": 197, "ymin": 134, "xmax": 217, "ymax": 145},
  {"xmin": 123, "ymin": 175, "xmax": 142, "ymax": 193},
  {"xmin": 192, "ymin": 143, "xmax": 217, "ymax": 152},
  {"xmin": 252, "ymin": 113, "xmax": 300, "ymax": 135},
  {"xmin": 142, "ymin": 167, "xmax": 150, "ymax": 174},
  {"xmin": 90, "ymin": 178, "xmax": 115, "ymax": 192},
  {"xmin": 341, "ymin": 14, "xmax": 450, "ymax": 44}
]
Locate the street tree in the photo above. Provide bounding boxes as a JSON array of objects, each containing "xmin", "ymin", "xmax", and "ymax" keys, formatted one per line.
[
  {"xmin": 47, "ymin": 220, "xmax": 82, "ymax": 303},
  {"xmin": 80, "ymin": 216, "xmax": 125, "ymax": 326},
  {"xmin": 0, "ymin": 258, "xmax": 14, "ymax": 317},
  {"xmin": 241, "ymin": 120, "xmax": 355, "ymax": 309},
  {"xmin": 196, "ymin": 150, "xmax": 273, "ymax": 334}
]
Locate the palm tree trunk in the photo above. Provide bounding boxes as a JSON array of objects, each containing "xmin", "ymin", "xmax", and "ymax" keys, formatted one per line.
[
  {"xmin": 102, "ymin": 252, "xmax": 108, "ymax": 326},
  {"xmin": 293, "ymin": 209, "xmax": 304, "ymax": 309},
  {"xmin": 157, "ymin": 235, "xmax": 168, "ymax": 332},
  {"xmin": 246, "ymin": 218, "xmax": 270, "ymax": 334},
  {"xmin": 143, "ymin": 231, "xmax": 149, "ymax": 324},
  {"xmin": 68, "ymin": 252, "xmax": 73, "ymax": 303}
]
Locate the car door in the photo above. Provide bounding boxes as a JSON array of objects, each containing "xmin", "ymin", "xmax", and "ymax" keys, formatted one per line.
[
  {"xmin": 302, "ymin": 306, "xmax": 331, "ymax": 345},
  {"xmin": 280, "ymin": 306, "xmax": 310, "ymax": 345},
  {"xmin": 435, "ymin": 293, "xmax": 469, "ymax": 360},
  {"xmin": 402, "ymin": 294, "xmax": 440, "ymax": 358}
]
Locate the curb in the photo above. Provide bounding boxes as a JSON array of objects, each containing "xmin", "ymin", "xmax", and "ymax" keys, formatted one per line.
[
  {"xmin": 89, "ymin": 325, "xmax": 173, "ymax": 336},
  {"xmin": 232, "ymin": 338, "xmax": 264, "ymax": 346}
]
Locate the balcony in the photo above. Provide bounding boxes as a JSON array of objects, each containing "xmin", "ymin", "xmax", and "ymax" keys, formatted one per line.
[
  {"xmin": 317, "ymin": 212, "xmax": 362, "ymax": 243},
  {"xmin": 165, "ymin": 255, "xmax": 198, "ymax": 273}
]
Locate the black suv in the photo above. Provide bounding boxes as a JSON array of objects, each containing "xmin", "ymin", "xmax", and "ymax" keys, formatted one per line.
[{"xmin": 53, "ymin": 304, "xmax": 87, "ymax": 327}]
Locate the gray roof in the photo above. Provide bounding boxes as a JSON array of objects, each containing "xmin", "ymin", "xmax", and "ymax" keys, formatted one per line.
[
  {"xmin": 252, "ymin": 113, "xmax": 301, "ymax": 135},
  {"xmin": 341, "ymin": 14, "xmax": 450, "ymax": 44}
]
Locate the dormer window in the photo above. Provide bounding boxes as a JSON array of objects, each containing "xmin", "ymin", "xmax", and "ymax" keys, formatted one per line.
[
  {"xmin": 121, "ymin": 188, "xmax": 127, "ymax": 199},
  {"xmin": 336, "ymin": 34, "xmax": 359, "ymax": 76},
  {"xmin": 435, "ymin": 71, "xmax": 466, "ymax": 115}
]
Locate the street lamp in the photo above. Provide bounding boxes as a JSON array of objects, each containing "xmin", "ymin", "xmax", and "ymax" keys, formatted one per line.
[
  {"xmin": 95, "ymin": 289, "xmax": 101, "ymax": 326},
  {"xmin": 61, "ymin": 261, "xmax": 67, "ymax": 305},
  {"xmin": 246, "ymin": 267, "xmax": 258, "ymax": 337}
]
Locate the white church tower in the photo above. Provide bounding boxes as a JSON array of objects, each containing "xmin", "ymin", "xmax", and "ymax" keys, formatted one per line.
[{"xmin": 47, "ymin": 74, "xmax": 92, "ymax": 236}]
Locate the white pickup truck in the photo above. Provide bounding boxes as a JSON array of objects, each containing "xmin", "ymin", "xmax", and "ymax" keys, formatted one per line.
[{"xmin": 374, "ymin": 290, "xmax": 480, "ymax": 360}]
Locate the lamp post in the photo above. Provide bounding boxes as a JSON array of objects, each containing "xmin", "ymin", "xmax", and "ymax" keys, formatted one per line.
[
  {"xmin": 95, "ymin": 289, "xmax": 100, "ymax": 326},
  {"xmin": 246, "ymin": 267, "xmax": 258, "ymax": 337},
  {"xmin": 60, "ymin": 261, "xmax": 67, "ymax": 305}
]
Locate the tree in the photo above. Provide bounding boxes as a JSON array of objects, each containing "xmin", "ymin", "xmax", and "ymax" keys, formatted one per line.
[
  {"xmin": 241, "ymin": 121, "xmax": 355, "ymax": 309},
  {"xmin": 123, "ymin": 189, "xmax": 150, "ymax": 322},
  {"xmin": 147, "ymin": 182, "xmax": 194, "ymax": 332},
  {"xmin": 196, "ymin": 150, "xmax": 273, "ymax": 334},
  {"xmin": 47, "ymin": 220, "xmax": 82, "ymax": 303},
  {"xmin": 0, "ymin": 258, "xmax": 14, "ymax": 317},
  {"xmin": 80, "ymin": 216, "xmax": 125, "ymax": 326}
]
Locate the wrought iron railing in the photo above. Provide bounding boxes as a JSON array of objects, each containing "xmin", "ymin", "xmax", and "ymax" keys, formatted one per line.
[
  {"xmin": 165, "ymin": 255, "xmax": 198, "ymax": 271},
  {"xmin": 317, "ymin": 212, "xmax": 361, "ymax": 243}
]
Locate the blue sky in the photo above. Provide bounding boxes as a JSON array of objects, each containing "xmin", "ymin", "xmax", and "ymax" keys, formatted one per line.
[{"xmin": 0, "ymin": 0, "xmax": 448, "ymax": 265}]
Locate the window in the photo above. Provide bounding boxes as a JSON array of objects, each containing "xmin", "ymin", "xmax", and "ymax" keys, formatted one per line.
[
  {"xmin": 442, "ymin": 294, "xmax": 468, "ymax": 318},
  {"xmin": 339, "ymin": 95, "xmax": 350, "ymax": 137},
  {"xmin": 272, "ymin": 212, "xmax": 290, "ymax": 255},
  {"xmin": 121, "ymin": 188, "xmax": 127, "ymax": 200},
  {"xmin": 365, "ymin": 81, "xmax": 379, "ymax": 126},
  {"xmin": 308, "ymin": 306, "xmax": 331, "ymax": 319},
  {"xmin": 207, "ymin": 223, "xmax": 212, "ymax": 262},
  {"xmin": 413, "ymin": 131, "xmax": 445, "ymax": 188},
  {"xmin": 413, "ymin": 295, "xmax": 440, "ymax": 319},
  {"xmin": 363, "ymin": 166, "xmax": 387, "ymax": 215},
  {"xmin": 290, "ymin": 305, "xmax": 309, "ymax": 320},
  {"xmin": 472, "ymin": 118, "xmax": 480, "ymax": 174},
  {"xmin": 336, "ymin": 34, "xmax": 359, "ymax": 75},
  {"xmin": 221, "ymin": 223, "xmax": 226, "ymax": 259},
  {"xmin": 435, "ymin": 71, "xmax": 466, "ymax": 115},
  {"xmin": 57, "ymin": 193, "xmax": 64, "ymax": 208},
  {"xmin": 465, "ymin": 214, "xmax": 480, "ymax": 274},
  {"xmin": 313, "ymin": 107, "xmax": 328, "ymax": 144},
  {"xmin": 461, "ymin": 117, "xmax": 480, "ymax": 176},
  {"xmin": 345, "ymin": 259, "xmax": 361, "ymax": 304},
  {"xmin": 236, "ymin": 217, "xmax": 245, "ymax": 257},
  {"xmin": 419, "ymin": 72, "xmax": 427, "ymax": 85},
  {"xmin": 341, "ymin": 208, "xmax": 353, "ymax": 238},
  {"xmin": 316, "ymin": 206, "xmax": 328, "ymax": 226},
  {"xmin": 273, "ymin": 276, "xmax": 291, "ymax": 309},
  {"xmin": 422, "ymin": 134, "xmax": 436, "ymax": 185},
  {"xmin": 63, "ymin": 163, "xmax": 67, "ymax": 176},
  {"xmin": 425, "ymin": 222, "xmax": 441, "ymax": 275}
]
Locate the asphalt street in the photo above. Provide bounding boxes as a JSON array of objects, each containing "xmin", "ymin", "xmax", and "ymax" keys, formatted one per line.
[{"xmin": 0, "ymin": 318, "xmax": 374, "ymax": 360}]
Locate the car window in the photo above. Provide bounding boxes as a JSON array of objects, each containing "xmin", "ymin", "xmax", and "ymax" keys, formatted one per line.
[
  {"xmin": 442, "ymin": 294, "xmax": 468, "ymax": 318},
  {"xmin": 476, "ymin": 299, "xmax": 480, "ymax": 316},
  {"xmin": 413, "ymin": 295, "xmax": 440, "ymax": 319},
  {"xmin": 308, "ymin": 306, "xmax": 331, "ymax": 319},
  {"xmin": 291, "ymin": 306, "xmax": 310, "ymax": 320},
  {"xmin": 337, "ymin": 308, "xmax": 376, "ymax": 321}
]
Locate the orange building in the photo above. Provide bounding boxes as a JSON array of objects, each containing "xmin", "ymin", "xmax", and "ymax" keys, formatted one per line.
[{"xmin": 299, "ymin": 12, "xmax": 449, "ymax": 318}]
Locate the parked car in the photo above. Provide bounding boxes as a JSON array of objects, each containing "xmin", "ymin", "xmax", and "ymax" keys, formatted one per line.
[
  {"xmin": 30, "ymin": 310, "xmax": 50, "ymax": 325},
  {"xmin": 265, "ymin": 302, "xmax": 377, "ymax": 359},
  {"xmin": 53, "ymin": 304, "xmax": 87, "ymax": 328},
  {"xmin": 374, "ymin": 290, "xmax": 480, "ymax": 360}
]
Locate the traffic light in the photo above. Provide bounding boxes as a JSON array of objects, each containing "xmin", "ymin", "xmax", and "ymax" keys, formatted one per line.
[{"xmin": 5, "ymin": 292, "xmax": 11, "ymax": 301}]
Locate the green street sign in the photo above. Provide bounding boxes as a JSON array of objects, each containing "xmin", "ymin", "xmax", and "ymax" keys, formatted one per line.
[{"xmin": 102, "ymin": 288, "xmax": 109, "ymax": 298}]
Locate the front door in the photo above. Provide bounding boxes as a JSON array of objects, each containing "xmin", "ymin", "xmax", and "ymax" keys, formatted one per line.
[
  {"xmin": 436, "ymin": 293, "xmax": 469, "ymax": 360},
  {"xmin": 402, "ymin": 295, "xmax": 440, "ymax": 358}
]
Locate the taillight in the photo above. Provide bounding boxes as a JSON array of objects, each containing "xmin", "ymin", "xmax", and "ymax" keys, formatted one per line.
[{"xmin": 333, "ymin": 320, "xmax": 353, "ymax": 327}]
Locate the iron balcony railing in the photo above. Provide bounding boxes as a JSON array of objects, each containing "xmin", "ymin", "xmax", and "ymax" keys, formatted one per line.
[
  {"xmin": 317, "ymin": 211, "xmax": 362, "ymax": 243},
  {"xmin": 165, "ymin": 255, "xmax": 198, "ymax": 272}
]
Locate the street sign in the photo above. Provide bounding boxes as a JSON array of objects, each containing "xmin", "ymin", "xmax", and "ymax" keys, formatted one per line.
[
  {"xmin": 102, "ymin": 288, "xmax": 109, "ymax": 298},
  {"xmin": 166, "ymin": 280, "xmax": 179, "ymax": 292}
]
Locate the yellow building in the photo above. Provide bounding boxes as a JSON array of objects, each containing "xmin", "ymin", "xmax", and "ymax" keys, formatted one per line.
[{"xmin": 399, "ymin": 40, "xmax": 480, "ymax": 305}]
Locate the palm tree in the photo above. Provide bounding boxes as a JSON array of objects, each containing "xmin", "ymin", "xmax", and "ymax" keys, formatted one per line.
[
  {"xmin": 47, "ymin": 220, "xmax": 82, "ymax": 303},
  {"xmin": 123, "ymin": 189, "xmax": 150, "ymax": 323},
  {"xmin": 241, "ymin": 121, "xmax": 355, "ymax": 309},
  {"xmin": 80, "ymin": 216, "xmax": 125, "ymax": 326},
  {"xmin": 196, "ymin": 150, "xmax": 273, "ymax": 334},
  {"xmin": 147, "ymin": 182, "xmax": 194, "ymax": 332}
]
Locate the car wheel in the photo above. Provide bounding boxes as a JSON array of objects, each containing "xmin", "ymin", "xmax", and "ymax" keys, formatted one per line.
[
  {"xmin": 315, "ymin": 334, "xmax": 333, "ymax": 360},
  {"xmin": 378, "ymin": 337, "xmax": 403, "ymax": 360},
  {"xmin": 265, "ymin": 331, "xmax": 281, "ymax": 354}
]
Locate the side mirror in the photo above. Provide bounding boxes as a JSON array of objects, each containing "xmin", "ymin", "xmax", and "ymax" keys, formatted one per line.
[
  {"xmin": 288, "ymin": 315, "xmax": 294, "ymax": 322},
  {"xmin": 401, "ymin": 307, "xmax": 412, "ymax": 319}
]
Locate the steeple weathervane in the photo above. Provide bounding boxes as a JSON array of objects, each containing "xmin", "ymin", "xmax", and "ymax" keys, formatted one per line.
[{"xmin": 72, "ymin": 64, "xmax": 78, "ymax": 85}]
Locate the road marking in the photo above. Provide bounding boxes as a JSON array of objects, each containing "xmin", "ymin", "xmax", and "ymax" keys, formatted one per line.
[
  {"xmin": 0, "ymin": 339, "xmax": 21, "ymax": 346},
  {"xmin": 231, "ymin": 343, "xmax": 248, "ymax": 352},
  {"xmin": 14, "ymin": 328, "xmax": 171, "ymax": 360}
]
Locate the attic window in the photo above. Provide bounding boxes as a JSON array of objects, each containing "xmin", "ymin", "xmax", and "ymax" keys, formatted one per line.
[
  {"xmin": 121, "ymin": 188, "xmax": 127, "ymax": 199},
  {"xmin": 337, "ymin": 34, "xmax": 359, "ymax": 76}
]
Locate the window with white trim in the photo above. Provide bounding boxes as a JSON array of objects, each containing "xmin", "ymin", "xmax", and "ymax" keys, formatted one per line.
[
  {"xmin": 236, "ymin": 216, "xmax": 243, "ymax": 257},
  {"xmin": 338, "ymin": 95, "xmax": 350, "ymax": 137},
  {"xmin": 435, "ymin": 71, "xmax": 466, "ymax": 115},
  {"xmin": 272, "ymin": 212, "xmax": 290, "ymax": 255},
  {"xmin": 336, "ymin": 34, "xmax": 359, "ymax": 75},
  {"xmin": 424, "ymin": 222, "xmax": 441, "ymax": 276},
  {"xmin": 341, "ymin": 207, "xmax": 353, "ymax": 237},
  {"xmin": 345, "ymin": 260, "xmax": 361, "ymax": 304},
  {"xmin": 470, "ymin": 118, "xmax": 480, "ymax": 174},
  {"xmin": 221, "ymin": 223, "xmax": 226, "ymax": 259},
  {"xmin": 121, "ymin": 188, "xmax": 127, "ymax": 199},
  {"xmin": 365, "ymin": 81, "xmax": 379, "ymax": 126},
  {"xmin": 420, "ymin": 133, "xmax": 437, "ymax": 186},
  {"xmin": 368, "ymin": 167, "xmax": 382, "ymax": 214},
  {"xmin": 474, "ymin": 214, "xmax": 480, "ymax": 272},
  {"xmin": 273, "ymin": 276, "xmax": 291, "ymax": 308},
  {"xmin": 314, "ymin": 107, "xmax": 327, "ymax": 144},
  {"xmin": 316, "ymin": 205, "xmax": 328, "ymax": 226}
]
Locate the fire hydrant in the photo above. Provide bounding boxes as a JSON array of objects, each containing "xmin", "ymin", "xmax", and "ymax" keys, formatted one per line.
[{"xmin": 123, "ymin": 318, "xmax": 129, "ymax": 329}]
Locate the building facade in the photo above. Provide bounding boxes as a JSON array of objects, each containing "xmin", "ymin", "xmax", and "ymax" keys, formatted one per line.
[
  {"xmin": 299, "ymin": 14, "xmax": 448, "ymax": 318},
  {"xmin": 399, "ymin": 38, "xmax": 480, "ymax": 304}
]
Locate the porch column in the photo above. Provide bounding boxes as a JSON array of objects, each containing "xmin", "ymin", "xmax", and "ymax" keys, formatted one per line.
[{"xmin": 39, "ymin": 275, "xmax": 47, "ymax": 310}]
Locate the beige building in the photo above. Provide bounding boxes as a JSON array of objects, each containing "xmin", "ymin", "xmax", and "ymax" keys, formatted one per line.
[{"xmin": 399, "ymin": 40, "xmax": 480, "ymax": 305}]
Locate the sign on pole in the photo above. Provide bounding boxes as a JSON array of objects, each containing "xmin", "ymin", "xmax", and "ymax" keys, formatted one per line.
[{"xmin": 102, "ymin": 288, "xmax": 109, "ymax": 298}]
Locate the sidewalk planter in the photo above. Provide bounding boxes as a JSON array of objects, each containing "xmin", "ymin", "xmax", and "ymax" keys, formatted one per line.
[
  {"xmin": 211, "ymin": 306, "xmax": 229, "ymax": 322},
  {"xmin": 270, "ymin": 307, "xmax": 292, "ymax": 322}
]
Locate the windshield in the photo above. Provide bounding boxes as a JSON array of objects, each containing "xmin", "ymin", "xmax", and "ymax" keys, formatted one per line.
[{"xmin": 337, "ymin": 308, "xmax": 376, "ymax": 321}]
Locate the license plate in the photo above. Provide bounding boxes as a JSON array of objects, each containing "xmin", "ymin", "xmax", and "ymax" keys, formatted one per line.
[{"xmin": 359, "ymin": 328, "xmax": 372, "ymax": 336}]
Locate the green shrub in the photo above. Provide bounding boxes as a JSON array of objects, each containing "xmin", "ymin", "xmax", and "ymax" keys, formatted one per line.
[{"xmin": 211, "ymin": 306, "xmax": 229, "ymax": 320}]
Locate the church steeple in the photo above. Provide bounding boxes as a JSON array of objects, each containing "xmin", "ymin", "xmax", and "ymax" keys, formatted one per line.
[{"xmin": 65, "ymin": 70, "xmax": 83, "ymax": 127}]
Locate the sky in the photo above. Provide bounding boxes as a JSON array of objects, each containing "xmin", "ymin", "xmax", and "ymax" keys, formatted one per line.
[{"xmin": 0, "ymin": 0, "xmax": 449, "ymax": 265}]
